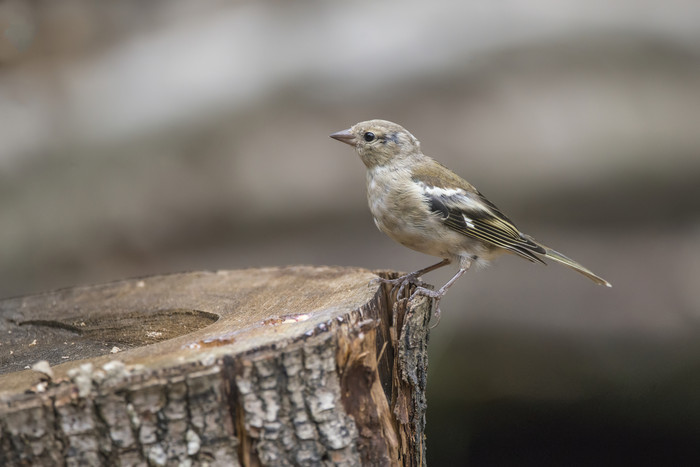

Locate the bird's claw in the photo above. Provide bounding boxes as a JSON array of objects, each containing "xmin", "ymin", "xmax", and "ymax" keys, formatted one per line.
[
  {"xmin": 374, "ymin": 276, "xmax": 444, "ymax": 328},
  {"xmin": 430, "ymin": 306, "xmax": 442, "ymax": 329},
  {"xmin": 372, "ymin": 274, "xmax": 426, "ymax": 287},
  {"xmin": 409, "ymin": 287, "xmax": 445, "ymax": 328},
  {"xmin": 409, "ymin": 286, "xmax": 444, "ymax": 301},
  {"xmin": 372, "ymin": 274, "xmax": 429, "ymax": 300}
]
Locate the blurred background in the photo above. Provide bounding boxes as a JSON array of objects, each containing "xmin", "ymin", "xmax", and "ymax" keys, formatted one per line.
[{"xmin": 2, "ymin": 0, "xmax": 700, "ymax": 464}]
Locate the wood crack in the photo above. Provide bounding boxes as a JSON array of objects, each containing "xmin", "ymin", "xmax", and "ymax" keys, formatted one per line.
[{"xmin": 0, "ymin": 267, "xmax": 431, "ymax": 466}]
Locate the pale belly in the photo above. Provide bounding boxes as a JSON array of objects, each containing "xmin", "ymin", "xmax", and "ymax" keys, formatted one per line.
[{"xmin": 367, "ymin": 173, "xmax": 492, "ymax": 261}]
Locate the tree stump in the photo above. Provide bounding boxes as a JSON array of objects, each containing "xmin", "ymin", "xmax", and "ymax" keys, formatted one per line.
[{"xmin": 0, "ymin": 266, "xmax": 433, "ymax": 466}]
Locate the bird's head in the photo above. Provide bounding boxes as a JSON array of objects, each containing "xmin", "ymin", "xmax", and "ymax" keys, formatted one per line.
[{"xmin": 330, "ymin": 119, "xmax": 420, "ymax": 168}]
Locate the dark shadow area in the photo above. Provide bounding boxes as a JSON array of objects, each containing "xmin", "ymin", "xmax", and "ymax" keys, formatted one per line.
[{"xmin": 428, "ymin": 400, "xmax": 700, "ymax": 466}]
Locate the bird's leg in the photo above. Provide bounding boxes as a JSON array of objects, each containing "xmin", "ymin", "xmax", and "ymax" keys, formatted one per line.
[
  {"xmin": 375, "ymin": 258, "xmax": 451, "ymax": 287},
  {"xmin": 410, "ymin": 267, "xmax": 466, "ymax": 301},
  {"xmin": 410, "ymin": 257, "xmax": 472, "ymax": 327},
  {"xmin": 373, "ymin": 259, "xmax": 451, "ymax": 299}
]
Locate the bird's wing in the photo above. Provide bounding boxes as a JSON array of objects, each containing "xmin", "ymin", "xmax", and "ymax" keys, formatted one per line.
[{"xmin": 412, "ymin": 166, "xmax": 546, "ymax": 263}]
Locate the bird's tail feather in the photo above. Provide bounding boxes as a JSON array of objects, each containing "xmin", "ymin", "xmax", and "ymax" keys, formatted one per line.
[{"xmin": 540, "ymin": 244, "xmax": 611, "ymax": 287}]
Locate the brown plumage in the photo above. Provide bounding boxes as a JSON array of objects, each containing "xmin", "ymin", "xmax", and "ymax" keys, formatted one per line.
[{"xmin": 330, "ymin": 119, "xmax": 610, "ymax": 320}]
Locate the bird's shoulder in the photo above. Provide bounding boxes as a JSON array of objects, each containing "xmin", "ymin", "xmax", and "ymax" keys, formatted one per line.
[
  {"xmin": 410, "ymin": 157, "xmax": 507, "ymax": 218},
  {"xmin": 410, "ymin": 156, "xmax": 524, "ymax": 235},
  {"xmin": 409, "ymin": 157, "xmax": 480, "ymax": 195}
]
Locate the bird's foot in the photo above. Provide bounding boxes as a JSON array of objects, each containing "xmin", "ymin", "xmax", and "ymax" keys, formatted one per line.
[
  {"xmin": 372, "ymin": 273, "xmax": 429, "ymax": 301},
  {"xmin": 374, "ymin": 275, "xmax": 433, "ymax": 328},
  {"xmin": 374, "ymin": 275, "xmax": 447, "ymax": 328},
  {"xmin": 409, "ymin": 286, "xmax": 445, "ymax": 328},
  {"xmin": 372, "ymin": 273, "xmax": 427, "ymax": 288},
  {"xmin": 430, "ymin": 306, "xmax": 442, "ymax": 329},
  {"xmin": 409, "ymin": 286, "xmax": 445, "ymax": 301}
]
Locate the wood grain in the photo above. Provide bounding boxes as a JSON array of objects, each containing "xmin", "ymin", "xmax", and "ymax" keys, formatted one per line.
[{"xmin": 0, "ymin": 266, "xmax": 432, "ymax": 466}]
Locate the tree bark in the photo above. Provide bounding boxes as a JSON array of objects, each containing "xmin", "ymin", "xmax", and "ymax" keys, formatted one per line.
[{"xmin": 0, "ymin": 266, "xmax": 432, "ymax": 466}]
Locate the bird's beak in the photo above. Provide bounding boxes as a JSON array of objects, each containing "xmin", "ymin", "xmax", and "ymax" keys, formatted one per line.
[{"xmin": 329, "ymin": 129, "xmax": 356, "ymax": 146}]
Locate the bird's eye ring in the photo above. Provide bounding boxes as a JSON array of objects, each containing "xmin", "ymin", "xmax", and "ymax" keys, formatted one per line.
[{"xmin": 363, "ymin": 132, "xmax": 376, "ymax": 142}]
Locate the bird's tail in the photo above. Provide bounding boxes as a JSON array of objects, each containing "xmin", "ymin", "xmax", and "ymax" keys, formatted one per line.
[{"xmin": 539, "ymin": 243, "xmax": 611, "ymax": 287}]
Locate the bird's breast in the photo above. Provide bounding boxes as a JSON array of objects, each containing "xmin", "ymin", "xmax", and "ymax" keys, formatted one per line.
[
  {"xmin": 366, "ymin": 168, "xmax": 407, "ymax": 231},
  {"xmin": 365, "ymin": 167, "xmax": 458, "ymax": 258}
]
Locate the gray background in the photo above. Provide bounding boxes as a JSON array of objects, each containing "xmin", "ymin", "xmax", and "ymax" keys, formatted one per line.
[{"xmin": 2, "ymin": 1, "xmax": 700, "ymax": 464}]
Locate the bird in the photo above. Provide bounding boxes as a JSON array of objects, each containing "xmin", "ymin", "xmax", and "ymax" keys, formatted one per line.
[{"xmin": 330, "ymin": 119, "xmax": 611, "ymax": 319}]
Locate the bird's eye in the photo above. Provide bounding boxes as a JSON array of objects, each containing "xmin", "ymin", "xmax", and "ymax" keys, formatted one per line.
[{"xmin": 363, "ymin": 132, "xmax": 376, "ymax": 142}]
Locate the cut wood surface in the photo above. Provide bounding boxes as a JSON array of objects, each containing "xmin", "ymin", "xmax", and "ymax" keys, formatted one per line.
[{"xmin": 0, "ymin": 266, "xmax": 433, "ymax": 466}]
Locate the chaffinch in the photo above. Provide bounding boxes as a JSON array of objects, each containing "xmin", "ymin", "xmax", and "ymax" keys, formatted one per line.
[{"xmin": 331, "ymin": 119, "xmax": 610, "ymax": 316}]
